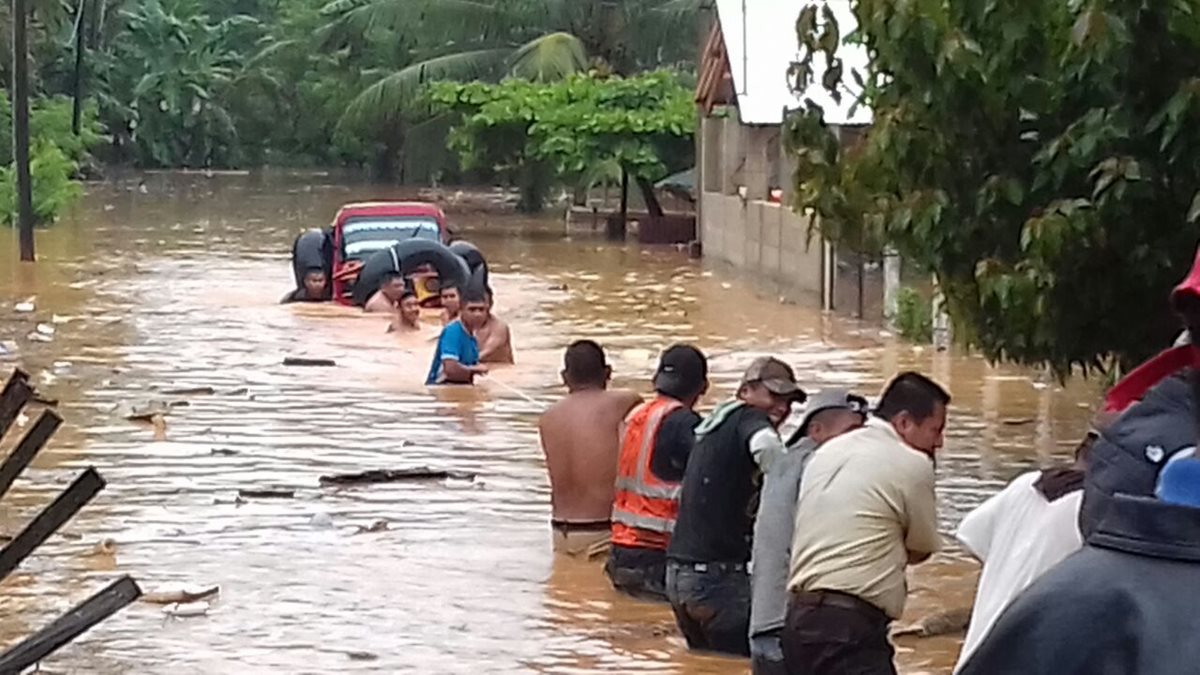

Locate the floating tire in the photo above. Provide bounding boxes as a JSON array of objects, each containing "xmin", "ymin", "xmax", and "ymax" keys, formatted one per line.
[
  {"xmin": 449, "ymin": 240, "xmax": 489, "ymax": 294},
  {"xmin": 352, "ymin": 239, "xmax": 470, "ymax": 307},
  {"xmin": 291, "ymin": 229, "xmax": 333, "ymax": 287}
]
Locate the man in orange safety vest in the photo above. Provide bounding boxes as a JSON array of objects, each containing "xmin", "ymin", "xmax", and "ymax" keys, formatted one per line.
[{"xmin": 605, "ymin": 344, "xmax": 709, "ymax": 601}]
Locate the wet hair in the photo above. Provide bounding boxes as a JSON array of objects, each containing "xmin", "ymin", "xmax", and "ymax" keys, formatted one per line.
[
  {"xmin": 400, "ymin": 287, "xmax": 417, "ymax": 301},
  {"xmin": 303, "ymin": 267, "xmax": 325, "ymax": 277},
  {"xmin": 440, "ymin": 282, "xmax": 460, "ymax": 294},
  {"xmin": 564, "ymin": 340, "xmax": 608, "ymax": 385},
  {"xmin": 460, "ymin": 285, "xmax": 488, "ymax": 305},
  {"xmin": 875, "ymin": 371, "xmax": 950, "ymax": 423}
]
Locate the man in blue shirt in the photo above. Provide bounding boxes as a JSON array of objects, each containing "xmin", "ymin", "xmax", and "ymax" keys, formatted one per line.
[{"xmin": 426, "ymin": 286, "xmax": 490, "ymax": 385}]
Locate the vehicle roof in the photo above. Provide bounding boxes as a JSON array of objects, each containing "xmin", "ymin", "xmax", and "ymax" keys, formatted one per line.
[{"xmin": 334, "ymin": 201, "xmax": 446, "ymax": 225}]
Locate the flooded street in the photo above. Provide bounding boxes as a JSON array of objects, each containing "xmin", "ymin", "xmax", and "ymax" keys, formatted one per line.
[{"xmin": 0, "ymin": 173, "xmax": 1099, "ymax": 674}]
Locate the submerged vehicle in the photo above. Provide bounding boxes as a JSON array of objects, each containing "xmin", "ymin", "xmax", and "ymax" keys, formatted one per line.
[{"xmin": 288, "ymin": 201, "xmax": 489, "ymax": 307}]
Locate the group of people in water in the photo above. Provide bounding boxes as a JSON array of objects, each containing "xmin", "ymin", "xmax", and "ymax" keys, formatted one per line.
[
  {"xmin": 537, "ymin": 273, "xmax": 1200, "ymax": 675},
  {"xmin": 279, "ymin": 237, "xmax": 1200, "ymax": 674},
  {"xmin": 282, "ymin": 263, "xmax": 513, "ymax": 384},
  {"xmin": 539, "ymin": 339, "xmax": 948, "ymax": 674}
]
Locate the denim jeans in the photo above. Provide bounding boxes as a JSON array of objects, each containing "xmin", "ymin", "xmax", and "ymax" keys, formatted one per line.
[{"xmin": 665, "ymin": 560, "xmax": 751, "ymax": 657}]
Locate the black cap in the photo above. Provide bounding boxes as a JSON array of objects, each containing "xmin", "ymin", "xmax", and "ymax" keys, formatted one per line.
[{"xmin": 654, "ymin": 344, "xmax": 708, "ymax": 398}]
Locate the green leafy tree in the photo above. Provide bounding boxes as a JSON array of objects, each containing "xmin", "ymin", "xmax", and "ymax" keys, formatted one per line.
[
  {"xmin": 321, "ymin": 0, "xmax": 701, "ymax": 156},
  {"xmin": 0, "ymin": 94, "xmax": 101, "ymax": 224},
  {"xmin": 429, "ymin": 70, "xmax": 694, "ymax": 212},
  {"xmin": 92, "ymin": 0, "xmax": 265, "ymax": 166},
  {"xmin": 786, "ymin": 0, "xmax": 1200, "ymax": 377}
]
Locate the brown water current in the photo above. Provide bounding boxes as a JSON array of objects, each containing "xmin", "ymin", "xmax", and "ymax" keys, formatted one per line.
[{"xmin": 0, "ymin": 172, "xmax": 1102, "ymax": 674}]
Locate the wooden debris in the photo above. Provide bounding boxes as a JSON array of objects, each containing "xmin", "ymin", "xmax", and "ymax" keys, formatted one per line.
[
  {"xmin": 891, "ymin": 606, "xmax": 972, "ymax": 638},
  {"xmin": 319, "ymin": 468, "xmax": 476, "ymax": 486},
  {"xmin": 0, "ymin": 576, "xmax": 141, "ymax": 672},
  {"xmin": 0, "ymin": 468, "xmax": 107, "ymax": 583},
  {"xmin": 223, "ymin": 387, "xmax": 249, "ymax": 396},
  {"xmin": 283, "ymin": 357, "xmax": 336, "ymax": 367},
  {"xmin": 346, "ymin": 651, "xmax": 378, "ymax": 662},
  {"xmin": 210, "ymin": 448, "xmax": 239, "ymax": 456},
  {"xmin": 1001, "ymin": 417, "xmax": 1035, "ymax": 426},
  {"xmin": 237, "ymin": 488, "xmax": 295, "ymax": 499},
  {"xmin": 141, "ymin": 585, "xmax": 220, "ymax": 605},
  {"xmin": 161, "ymin": 386, "xmax": 216, "ymax": 396}
]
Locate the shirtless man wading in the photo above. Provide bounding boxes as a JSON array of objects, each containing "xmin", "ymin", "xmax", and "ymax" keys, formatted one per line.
[{"xmin": 539, "ymin": 340, "xmax": 642, "ymax": 558}]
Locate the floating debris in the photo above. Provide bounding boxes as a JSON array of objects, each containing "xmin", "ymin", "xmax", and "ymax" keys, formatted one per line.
[
  {"xmin": 1001, "ymin": 417, "xmax": 1035, "ymax": 426},
  {"xmin": 161, "ymin": 386, "xmax": 216, "ymax": 396},
  {"xmin": 319, "ymin": 468, "xmax": 476, "ymax": 487},
  {"xmin": 162, "ymin": 602, "xmax": 209, "ymax": 618},
  {"xmin": 209, "ymin": 448, "xmax": 239, "ymax": 456},
  {"xmin": 352, "ymin": 520, "xmax": 390, "ymax": 535},
  {"xmin": 142, "ymin": 586, "xmax": 220, "ymax": 605},
  {"xmin": 36, "ymin": 324, "xmax": 55, "ymax": 336},
  {"xmin": 14, "ymin": 298, "xmax": 35, "ymax": 313},
  {"xmin": 891, "ymin": 606, "xmax": 972, "ymax": 638},
  {"xmin": 283, "ymin": 357, "xmax": 337, "ymax": 367},
  {"xmin": 237, "ymin": 488, "xmax": 295, "ymax": 499}
]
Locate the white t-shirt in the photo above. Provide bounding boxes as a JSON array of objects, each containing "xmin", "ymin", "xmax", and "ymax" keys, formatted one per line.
[{"xmin": 953, "ymin": 471, "xmax": 1084, "ymax": 672}]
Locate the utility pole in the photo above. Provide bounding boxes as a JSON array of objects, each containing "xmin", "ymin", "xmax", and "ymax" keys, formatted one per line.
[
  {"xmin": 71, "ymin": 0, "xmax": 87, "ymax": 136},
  {"xmin": 13, "ymin": 0, "xmax": 35, "ymax": 262}
]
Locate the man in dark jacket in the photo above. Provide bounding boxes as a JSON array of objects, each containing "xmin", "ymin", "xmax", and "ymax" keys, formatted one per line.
[
  {"xmin": 665, "ymin": 356, "xmax": 804, "ymax": 657},
  {"xmin": 958, "ymin": 248, "xmax": 1200, "ymax": 675}
]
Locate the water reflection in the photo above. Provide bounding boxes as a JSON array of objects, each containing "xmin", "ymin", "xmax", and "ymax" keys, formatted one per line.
[{"xmin": 0, "ymin": 172, "xmax": 1101, "ymax": 673}]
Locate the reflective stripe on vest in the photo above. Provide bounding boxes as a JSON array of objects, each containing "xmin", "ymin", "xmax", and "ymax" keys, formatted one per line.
[
  {"xmin": 611, "ymin": 508, "xmax": 675, "ymax": 533},
  {"xmin": 611, "ymin": 400, "xmax": 680, "ymax": 533}
]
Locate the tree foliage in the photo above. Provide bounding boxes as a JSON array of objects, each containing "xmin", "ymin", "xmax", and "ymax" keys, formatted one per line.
[
  {"xmin": 0, "ymin": 94, "xmax": 101, "ymax": 225},
  {"xmin": 786, "ymin": 0, "xmax": 1200, "ymax": 377},
  {"xmin": 429, "ymin": 70, "xmax": 695, "ymax": 211}
]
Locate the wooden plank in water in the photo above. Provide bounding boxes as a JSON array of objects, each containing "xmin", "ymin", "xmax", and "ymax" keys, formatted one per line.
[
  {"xmin": 0, "ymin": 468, "xmax": 105, "ymax": 583},
  {"xmin": 0, "ymin": 575, "xmax": 142, "ymax": 672},
  {"xmin": 319, "ymin": 468, "xmax": 477, "ymax": 486},
  {"xmin": 0, "ymin": 410, "xmax": 62, "ymax": 501},
  {"xmin": 283, "ymin": 357, "xmax": 337, "ymax": 367},
  {"xmin": 0, "ymin": 369, "xmax": 33, "ymax": 440}
]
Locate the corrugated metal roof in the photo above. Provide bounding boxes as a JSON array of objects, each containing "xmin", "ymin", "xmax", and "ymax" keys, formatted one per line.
[{"xmin": 714, "ymin": 0, "xmax": 871, "ymax": 126}]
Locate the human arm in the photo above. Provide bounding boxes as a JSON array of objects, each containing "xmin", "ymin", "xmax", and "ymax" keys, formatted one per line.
[
  {"xmin": 903, "ymin": 462, "xmax": 941, "ymax": 563},
  {"xmin": 648, "ymin": 409, "xmax": 701, "ymax": 482},
  {"xmin": 750, "ymin": 452, "xmax": 805, "ymax": 636},
  {"xmin": 441, "ymin": 358, "xmax": 488, "ymax": 383}
]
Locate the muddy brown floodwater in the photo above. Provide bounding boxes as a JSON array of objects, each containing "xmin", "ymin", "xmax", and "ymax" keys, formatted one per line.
[{"xmin": 0, "ymin": 172, "xmax": 1101, "ymax": 674}]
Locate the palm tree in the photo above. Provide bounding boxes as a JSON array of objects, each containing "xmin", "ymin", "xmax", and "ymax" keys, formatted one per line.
[{"xmin": 320, "ymin": 0, "xmax": 703, "ymax": 135}]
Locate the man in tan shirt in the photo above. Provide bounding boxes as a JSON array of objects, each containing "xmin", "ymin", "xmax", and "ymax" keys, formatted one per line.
[{"xmin": 783, "ymin": 371, "xmax": 948, "ymax": 675}]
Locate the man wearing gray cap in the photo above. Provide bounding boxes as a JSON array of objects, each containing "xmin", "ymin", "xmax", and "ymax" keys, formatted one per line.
[
  {"xmin": 749, "ymin": 390, "xmax": 869, "ymax": 675},
  {"xmin": 665, "ymin": 357, "xmax": 806, "ymax": 657}
]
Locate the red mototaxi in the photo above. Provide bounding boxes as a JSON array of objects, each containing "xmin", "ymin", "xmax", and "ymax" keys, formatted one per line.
[{"xmin": 329, "ymin": 201, "xmax": 448, "ymax": 306}]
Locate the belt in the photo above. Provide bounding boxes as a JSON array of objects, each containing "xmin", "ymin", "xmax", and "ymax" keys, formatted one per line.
[
  {"xmin": 676, "ymin": 561, "xmax": 747, "ymax": 573},
  {"xmin": 791, "ymin": 590, "xmax": 890, "ymax": 623},
  {"xmin": 551, "ymin": 519, "xmax": 611, "ymax": 533}
]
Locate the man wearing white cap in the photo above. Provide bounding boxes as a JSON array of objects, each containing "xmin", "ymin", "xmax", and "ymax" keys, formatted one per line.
[{"xmin": 749, "ymin": 389, "xmax": 869, "ymax": 675}]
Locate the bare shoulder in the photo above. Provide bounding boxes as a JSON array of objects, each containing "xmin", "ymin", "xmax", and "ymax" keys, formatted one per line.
[{"xmin": 610, "ymin": 389, "xmax": 643, "ymax": 414}]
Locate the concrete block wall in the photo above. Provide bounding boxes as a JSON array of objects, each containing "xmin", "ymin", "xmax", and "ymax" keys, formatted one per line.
[
  {"xmin": 700, "ymin": 191, "xmax": 824, "ymax": 295},
  {"xmin": 695, "ymin": 114, "xmax": 822, "ymax": 297}
]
